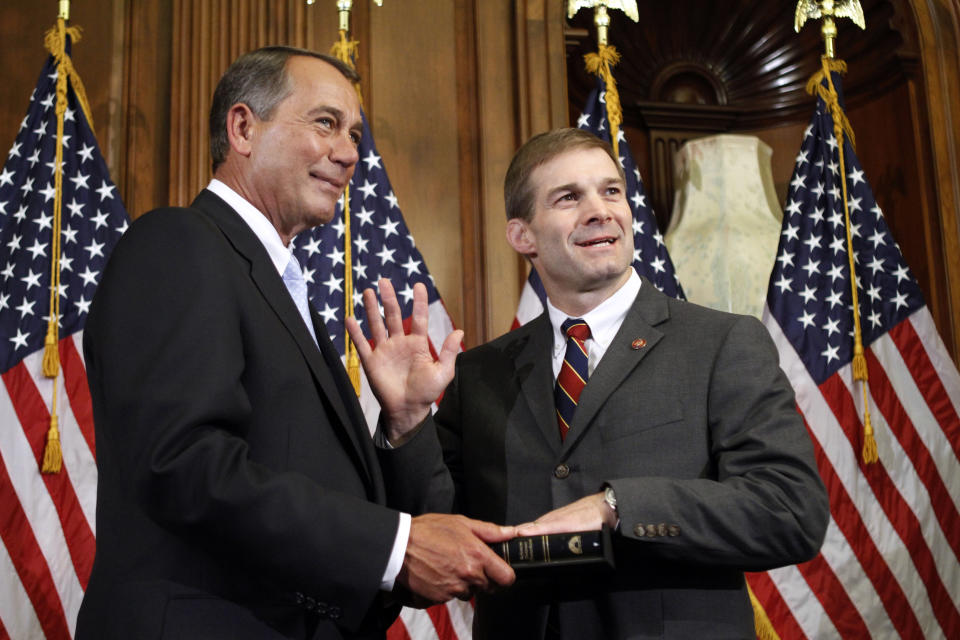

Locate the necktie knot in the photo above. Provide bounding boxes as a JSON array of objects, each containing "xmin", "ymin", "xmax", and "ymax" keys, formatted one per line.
[{"xmin": 562, "ymin": 318, "xmax": 591, "ymax": 343}]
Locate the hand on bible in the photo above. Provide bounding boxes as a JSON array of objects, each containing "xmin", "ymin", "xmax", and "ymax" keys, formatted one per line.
[
  {"xmin": 395, "ymin": 514, "xmax": 516, "ymax": 607},
  {"xmin": 515, "ymin": 492, "xmax": 617, "ymax": 537},
  {"xmin": 346, "ymin": 278, "xmax": 462, "ymax": 445}
]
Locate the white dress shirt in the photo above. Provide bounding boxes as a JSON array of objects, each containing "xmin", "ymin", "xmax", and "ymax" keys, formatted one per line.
[{"xmin": 546, "ymin": 269, "xmax": 642, "ymax": 379}]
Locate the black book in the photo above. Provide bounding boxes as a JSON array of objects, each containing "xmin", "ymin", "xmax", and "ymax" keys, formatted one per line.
[{"xmin": 490, "ymin": 525, "xmax": 615, "ymax": 573}]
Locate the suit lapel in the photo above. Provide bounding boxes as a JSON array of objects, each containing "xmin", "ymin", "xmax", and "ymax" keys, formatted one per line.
[
  {"xmin": 562, "ymin": 279, "xmax": 670, "ymax": 455},
  {"xmin": 512, "ymin": 313, "xmax": 564, "ymax": 454},
  {"xmin": 191, "ymin": 190, "xmax": 375, "ymax": 491}
]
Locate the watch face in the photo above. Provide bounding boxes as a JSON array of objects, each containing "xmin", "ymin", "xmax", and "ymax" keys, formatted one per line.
[{"xmin": 605, "ymin": 486, "xmax": 617, "ymax": 510}]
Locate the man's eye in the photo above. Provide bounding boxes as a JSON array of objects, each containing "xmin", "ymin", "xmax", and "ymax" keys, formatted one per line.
[
  {"xmin": 559, "ymin": 193, "xmax": 577, "ymax": 202},
  {"xmin": 316, "ymin": 117, "xmax": 334, "ymax": 128}
]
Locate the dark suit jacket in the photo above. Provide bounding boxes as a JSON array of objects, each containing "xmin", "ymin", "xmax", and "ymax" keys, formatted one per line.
[
  {"xmin": 76, "ymin": 190, "xmax": 400, "ymax": 640},
  {"xmin": 380, "ymin": 279, "xmax": 829, "ymax": 639}
]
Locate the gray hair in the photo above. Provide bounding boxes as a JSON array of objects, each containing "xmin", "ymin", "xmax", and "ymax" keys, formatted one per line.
[{"xmin": 209, "ymin": 46, "xmax": 360, "ymax": 171}]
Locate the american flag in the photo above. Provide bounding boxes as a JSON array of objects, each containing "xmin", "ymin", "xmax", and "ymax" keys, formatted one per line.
[
  {"xmin": 750, "ymin": 66, "xmax": 960, "ymax": 638},
  {"xmin": 291, "ymin": 110, "xmax": 468, "ymax": 640},
  {"xmin": 512, "ymin": 76, "xmax": 683, "ymax": 327},
  {"xmin": 0, "ymin": 40, "xmax": 128, "ymax": 638}
]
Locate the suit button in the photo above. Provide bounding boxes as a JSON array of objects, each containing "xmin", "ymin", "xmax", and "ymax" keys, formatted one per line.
[
  {"xmin": 657, "ymin": 523, "xmax": 668, "ymax": 536},
  {"xmin": 633, "ymin": 524, "xmax": 645, "ymax": 537},
  {"xmin": 294, "ymin": 592, "xmax": 305, "ymax": 606},
  {"xmin": 554, "ymin": 463, "xmax": 570, "ymax": 479},
  {"xmin": 304, "ymin": 596, "xmax": 316, "ymax": 611},
  {"xmin": 315, "ymin": 602, "xmax": 328, "ymax": 617},
  {"xmin": 668, "ymin": 524, "xmax": 681, "ymax": 537},
  {"xmin": 645, "ymin": 524, "xmax": 658, "ymax": 538},
  {"xmin": 329, "ymin": 606, "xmax": 342, "ymax": 620}
]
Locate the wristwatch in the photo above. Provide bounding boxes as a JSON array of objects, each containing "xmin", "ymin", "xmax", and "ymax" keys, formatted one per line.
[
  {"xmin": 603, "ymin": 485, "xmax": 618, "ymax": 513},
  {"xmin": 603, "ymin": 485, "xmax": 620, "ymax": 530}
]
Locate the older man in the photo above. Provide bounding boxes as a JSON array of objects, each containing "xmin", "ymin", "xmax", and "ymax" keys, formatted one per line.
[
  {"xmin": 76, "ymin": 47, "xmax": 514, "ymax": 640},
  {"xmin": 357, "ymin": 128, "xmax": 830, "ymax": 639}
]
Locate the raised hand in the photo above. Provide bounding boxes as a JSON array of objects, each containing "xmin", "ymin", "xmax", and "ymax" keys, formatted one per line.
[
  {"xmin": 396, "ymin": 513, "xmax": 516, "ymax": 607},
  {"xmin": 345, "ymin": 278, "xmax": 463, "ymax": 444}
]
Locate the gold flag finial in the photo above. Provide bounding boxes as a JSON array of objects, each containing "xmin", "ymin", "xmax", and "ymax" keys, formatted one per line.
[
  {"xmin": 567, "ymin": 0, "xmax": 638, "ymax": 47},
  {"xmin": 794, "ymin": 0, "xmax": 865, "ymax": 58},
  {"xmin": 59, "ymin": 0, "xmax": 70, "ymax": 20}
]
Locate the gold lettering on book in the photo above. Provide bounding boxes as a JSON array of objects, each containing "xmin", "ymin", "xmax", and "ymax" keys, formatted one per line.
[
  {"xmin": 518, "ymin": 538, "xmax": 534, "ymax": 561},
  {"xmin": 569, "ymin": 535, "xmax": 583, "ymax": 555}
]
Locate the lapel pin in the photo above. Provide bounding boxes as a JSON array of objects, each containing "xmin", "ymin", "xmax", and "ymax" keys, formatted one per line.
[{"xmin": 631, "ymin": 338, "xmax": 647, "ymax": 350}]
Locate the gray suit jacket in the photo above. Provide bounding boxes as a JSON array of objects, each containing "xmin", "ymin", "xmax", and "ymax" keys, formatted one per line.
[{"xmin": 380, "ymin": 279, "xmax": 829, "ymax": 639}]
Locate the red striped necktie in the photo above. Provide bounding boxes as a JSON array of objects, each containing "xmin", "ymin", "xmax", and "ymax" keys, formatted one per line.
[{"xmin": 555, "ymin": 318, "xmax": 591, "ymax": 441}]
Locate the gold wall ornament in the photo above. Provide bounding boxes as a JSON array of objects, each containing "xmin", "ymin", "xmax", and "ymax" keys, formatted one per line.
[
  {"xmin": 794, "ymin": 0, "xmax": 866, "ymax": 58},
  {"xmin": 567, "ymin": 0, "xmax": 639, "ymax": 46}
]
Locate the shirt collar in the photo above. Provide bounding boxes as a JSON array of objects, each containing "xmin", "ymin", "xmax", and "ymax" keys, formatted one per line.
[
  {"xmin": 546, "ymin": 270, "xmax": 641, "ymax": 354},
  {"xmin": 207, "ymin": 179, "xmax": 294, "ymax": 276}
]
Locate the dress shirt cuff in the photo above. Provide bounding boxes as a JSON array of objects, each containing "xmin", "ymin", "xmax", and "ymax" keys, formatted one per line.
[{"xmin": 380, "ymin": 512, "xmax": 411, "ymax": 591}]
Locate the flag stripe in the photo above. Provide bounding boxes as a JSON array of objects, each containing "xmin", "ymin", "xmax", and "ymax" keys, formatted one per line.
[
  {"xmin": 746, "ymin": 569, "xmax": 806, "ymax": 639},
  {"xmin": 2, "ymin": 365, "xmax": 88, "ymax": 632},
  {"xmin": 425, "ymin": 602, "xmax": 457, "ymax": 640},
  {"xmin": 866, "ymin": 341, "xmax": 960, "ymax": 567},
  {"xmin": 765, "ymin": 317, "xmax": 923, "ymax": 638},
  {"xmin": 821, "ymin": 372, "xmax": 952, "ymax": 637},
  {"xmin": 0, "ymin": 448, "xmax": 70, "ymax": 639},
  {"xmin": 59, "ymin": 335, "xmax": 95, "ymax": 460},
  {"xmin": 892, "ymin": 316, "xmax": 960, "ymax": 459}
]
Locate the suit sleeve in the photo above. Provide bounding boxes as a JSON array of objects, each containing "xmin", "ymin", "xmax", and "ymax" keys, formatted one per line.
[
  {"xmin": 84, "ymin": 210, "xmax": 398, "ymax": 630},
  {"xmin": 607, "ymin": 314, "xmax": 829, "ymax": 570}
]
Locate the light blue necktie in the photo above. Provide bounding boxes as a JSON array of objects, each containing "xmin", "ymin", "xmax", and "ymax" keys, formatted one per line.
[{"xmin": 282, "ymin": 255, "xmax": 318, "ymax": 345}]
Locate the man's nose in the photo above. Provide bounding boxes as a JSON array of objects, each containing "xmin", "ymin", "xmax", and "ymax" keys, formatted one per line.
[
  {"xmin": 330, "ymin": 132, "xmax": 360, "ymax": 168},
  {"xmin": 581, "ymin": 190, "xmax": 612, "ymax": 224}
]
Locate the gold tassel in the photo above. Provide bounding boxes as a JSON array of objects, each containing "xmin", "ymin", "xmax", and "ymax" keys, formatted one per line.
[
  {"xmin": 584, "ymin": 44, "xmax": 624, "ymax": 157},
  {"xmin": 42, "ymin": 325, "xmax": 60, "ymax": 377},
  {"xmin": 862, "ymin": 410, "xmax": 878, "ymax": 464},
  {"xmin": 747, "ymin": 581, "xmax": 781, "ymax": 640},
  {"xmin": 41, "ymin": 415, "xmax": 62, "ymax": 474},
  {"xmin": 347, "ymin": 349, "xmax": 361, "ymax": 392},
  {"xmin": 852, "ymin": 343, "xmax": 868, "ymax": 381}
]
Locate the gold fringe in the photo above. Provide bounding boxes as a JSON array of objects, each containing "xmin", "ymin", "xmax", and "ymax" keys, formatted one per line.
[
  {"xmin": 41, "ymin": 415, "xmax": 62, "ymax": 474},
  {"xmin": 747, "ymin": 581, "xmax": 781, "ymax": 640},
  {"xmin": 584, "ymin": 44, "xmax": 624, "ymax": 157}
]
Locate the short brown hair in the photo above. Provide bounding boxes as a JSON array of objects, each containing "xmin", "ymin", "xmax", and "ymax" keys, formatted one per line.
[
  {"xmin": 503, "ymin": 128, "xmax": 624, "ymax": 222},
  {"xmin": 209, "ymin": 46, "xmax": 360, "ymax": 172}
]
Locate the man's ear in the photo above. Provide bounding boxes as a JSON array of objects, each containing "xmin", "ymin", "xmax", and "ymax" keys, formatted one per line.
[
  {"xmin": 506, "ymin": 218, "xmax": 536, "ymax": 257},
  {"xmin": 225, "ymin": 103, "xmax": 257, "ymax": 158}
]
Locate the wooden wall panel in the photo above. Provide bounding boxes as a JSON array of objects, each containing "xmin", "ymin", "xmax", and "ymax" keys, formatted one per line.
[
  {"xmin": 166, "ymin": 0, "xmax": 345, "ymax": 207},
  {"xmin": 911, "ymin": 0, "xmax": 960, "ymax": 358},
  {"xmin": 366, "ymin": 0, "xmax": 464, "ymax": 338},
  {"xmin": 0, "ymin": 1, "xmax": 120, "ymax": 183}
]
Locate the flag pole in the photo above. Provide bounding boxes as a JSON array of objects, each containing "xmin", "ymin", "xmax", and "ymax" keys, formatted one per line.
[
  {"xmin": 324, "ymin": 0, "xmax": 383, "ymax": 394},
  {"xmin": 567, "ymin": 0, "xmax": 638, "ymax": 158},
  {"xmin": 796, "ymin": 0, "xmax": 876, "ymax": 463}
]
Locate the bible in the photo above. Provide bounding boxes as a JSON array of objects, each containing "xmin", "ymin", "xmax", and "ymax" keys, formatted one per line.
[{"xmin": 490, "ymin": 526, "xmax": 614, "ymax": 572}]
